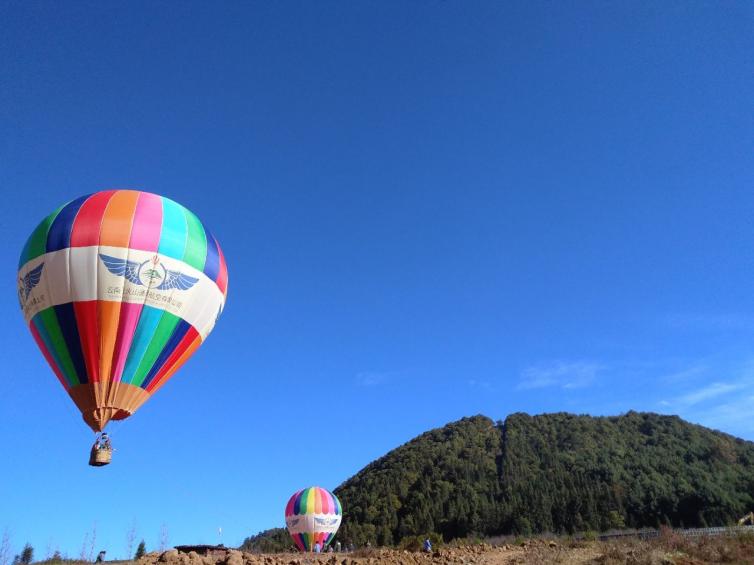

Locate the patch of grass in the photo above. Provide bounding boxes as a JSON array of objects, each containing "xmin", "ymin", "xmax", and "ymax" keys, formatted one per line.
[{"xmin": 592, "ymin": 530, "xmax": 754, "ymax": 565}]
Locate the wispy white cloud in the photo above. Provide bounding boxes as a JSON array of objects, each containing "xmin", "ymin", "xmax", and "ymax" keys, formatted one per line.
[
  {"xmin": 676, "ymin": 382, "xmax": 745, "ymax": 407},
  {"xmin": 660, "ymin": 364, "xmax": 754, "ymax": 409},
  {"xmin": 657, "ymin": 361, "xmax": 754, "ymax": 438},
  {"xmin": 659, "ymin": 364, "xmax": 707, "ymax": 384},
  {"xmin": 517, "ymin": 361, "xmax": 603, "ymax": 391},
  {"xmin": 691, "ymin": 394, "xmax": 754, "ymax": 436}
]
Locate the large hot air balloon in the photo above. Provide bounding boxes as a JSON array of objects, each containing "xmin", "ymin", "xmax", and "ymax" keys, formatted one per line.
[
  {"xmin": 17, "ymin": 190, "xmax": 228, "ymax": 464},
  {"xmin": 285, "ymin": 487, "xmax": 342, "ymax": 552}
]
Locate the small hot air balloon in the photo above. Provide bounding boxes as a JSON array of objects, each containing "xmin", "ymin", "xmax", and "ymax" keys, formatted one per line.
[
  {"xmin": 17, "ymin": 190, "xmax": 228, "ymax": 465},
  {"xmin": 285, "ymin": 487, "xmax": 342, "ymax": 552}
]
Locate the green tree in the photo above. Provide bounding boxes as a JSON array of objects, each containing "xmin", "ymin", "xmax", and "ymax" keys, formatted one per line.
[
  {"xmin": 607, "ymin": 511, "xmax": 626, "ymax": 530},
  {"xmin": 134, "ymin": 541, "xmax": 146, "ymax": 560},
  {"xmin": 19, "ymin": 545, "xmax": 32, "ymax": 565},
  {"xmin": 239, "ymin": 529, "xmax": 293, "ymax": 553},
  {"xmin": 512, "ymin": 517, "xmax": 532, "ymax": 536}
]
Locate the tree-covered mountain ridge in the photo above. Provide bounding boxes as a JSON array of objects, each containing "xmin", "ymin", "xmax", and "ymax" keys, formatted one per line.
[
  {"xmin": 241, "ymin": 412, "xmax": 754, "ymax": 551},
  {"xmin": 334, "ymin": 412, "xmax": 754, "ymax": 545}
]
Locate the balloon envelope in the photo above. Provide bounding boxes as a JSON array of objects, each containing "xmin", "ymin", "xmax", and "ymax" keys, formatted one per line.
[
  {"xmin": 18, "ymin": 190, "xmax": 228, "ymax": 431},
  {"xmin": 285, "ymin": 487, "xmax": 342, "ymax": 551}
]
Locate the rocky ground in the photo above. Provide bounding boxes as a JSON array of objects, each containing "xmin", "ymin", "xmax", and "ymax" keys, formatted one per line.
[
  {"xmin": 137, "ymin": 535, "xmax": 754, "ymax": 565},
  {"xmin": 138, "ymin": 543, "xmax": 564, "ymax": 565}
]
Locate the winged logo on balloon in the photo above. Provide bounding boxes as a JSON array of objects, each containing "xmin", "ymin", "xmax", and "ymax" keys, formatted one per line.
[
  {"xmin": 99, "ymin": 253, "xmax": 199, "ymax": 290},
  {"xmin": 18, "ymin": 262, "xmax": 44, "ymax": 306},
  {"xmin": 314, "ymin": 517, "xmax": 340, "ymax": 527}
]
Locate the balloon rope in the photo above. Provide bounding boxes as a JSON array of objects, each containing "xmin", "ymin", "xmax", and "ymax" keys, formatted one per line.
[{"xmin": 106, "ymin": 417, "xmax": 126, "ymax": 439}]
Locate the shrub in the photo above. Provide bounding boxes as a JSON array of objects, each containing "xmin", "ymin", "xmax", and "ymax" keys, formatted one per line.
[
  {"xmin": 397, "ymin": 532, "xmax": 442, "ymax": 552},
  {"xmin": 446, "ymin": 535, "xmax": 484, "ymax": 548}
]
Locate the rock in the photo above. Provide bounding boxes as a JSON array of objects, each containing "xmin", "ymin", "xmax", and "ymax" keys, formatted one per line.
[
  {"xmin": 225, "ymin": 550, "xmax": 243, "ymax": 565},
  {"xmin": 159, "ymin": 550, "xmax": 179, "ymax": 563},
  {"xmin": 137, "ymin": 556, "xmax": 159, "ymax": 565}
]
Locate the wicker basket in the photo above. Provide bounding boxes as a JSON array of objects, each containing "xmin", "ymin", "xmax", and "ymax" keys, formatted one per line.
[{"xmin": 89, "ymin": 448, "xmax": 112, "ymax": 467}]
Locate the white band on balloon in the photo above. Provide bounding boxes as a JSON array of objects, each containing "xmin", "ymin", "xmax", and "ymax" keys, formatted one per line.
[
  {"xmin": 17, "ymin": 245, "xmax": 225, "ymax": 340},
  {"xmin": 285, "ymin": 514, "xmax": 342, "ymax": 536}
]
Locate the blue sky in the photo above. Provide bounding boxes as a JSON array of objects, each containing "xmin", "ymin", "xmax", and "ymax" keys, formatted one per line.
[{"xmin": 1, "ymin": 0, "xmax": 753, "ymax": 559}]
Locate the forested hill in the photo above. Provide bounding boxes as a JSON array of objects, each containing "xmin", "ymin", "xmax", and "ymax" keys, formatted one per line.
[{"xmin": 333, "ymin": 412, "xmax": 754, "ymax": 545}]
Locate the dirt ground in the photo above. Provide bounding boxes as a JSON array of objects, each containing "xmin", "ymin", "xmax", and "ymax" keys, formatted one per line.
[{"xmin": 137, "ymin": 535, "xmax": 754, "ymax": 565}]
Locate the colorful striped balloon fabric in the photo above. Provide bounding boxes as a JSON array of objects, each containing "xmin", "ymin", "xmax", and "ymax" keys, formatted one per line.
[
  {"xmin": 284, "ymin": 487, "xmax": 343, "ymax": 551},
  {"xmin": 17, "ymin": 190, "xmax": 228, "ymax": 432}
]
